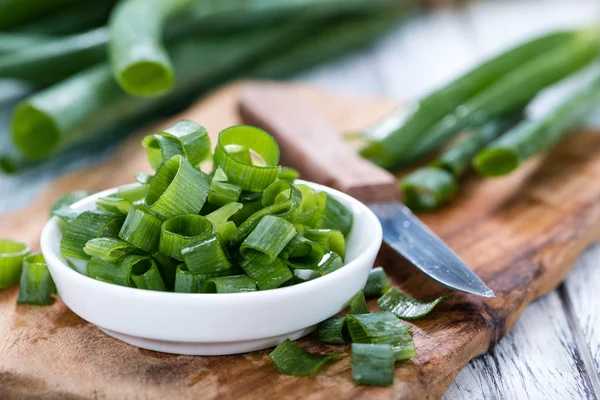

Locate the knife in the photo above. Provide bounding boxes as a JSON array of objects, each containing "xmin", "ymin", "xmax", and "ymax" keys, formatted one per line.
[{"xmin": 239, "ymin": 83, "xmax": 495, "ymax": 297}]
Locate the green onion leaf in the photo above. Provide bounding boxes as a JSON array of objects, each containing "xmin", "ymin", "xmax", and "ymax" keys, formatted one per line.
[
  {"xmin": 130, "ymin": 258, "xmax": 166, "ymax": 291},
  {"xmin": 269, "ymin": 339, "xmax": 337, "ymax": 377},
  {"xmin": 159, "ymin": 214, "xmax": 212, "ymax": 260},
  {"xmin": 202, "ymin": 275, "xmax": 257, "ymax": 293},
  {"xmin": 142, "ymin": 120, "xmax": 211, "ymax": 169},
  {"xmin": 352, "ymin": 343, "xmax": 394, "ymax": 387},
  {"xmin": 349, "ymin": 290, "xmax": 370, "ymax": 314},
  {"xmin": 239, "ymin": 257, "xmax": 292, "ymax": 290},
  {"xmin": 213, "ymin": 125, "xmax": 281, "ymax": 192},
  {"xmin": 304, "ymin": 229, "xmax": 345, "ymax": 259},
  {"xmin": 145, "ymin": 155, "xmax": 210, "ymax": 219},
  {"xmin": 317, "ymin": 252, "xmax": 344, "ymax": 275},
  {"xmin": 207, "ymin": 180, "xmax": 242, "ymax": 207},
  {"xmin": 118, "ymin": 206, "xmax": 162, "ymax": 253},
  {"xmin": 315, "ymin": 193, "xmax": 353, "ymax": 236},
  {"xmin": 377, "ymin": 287, "xmax": 452, "ymax": 320},
  {"xmin": 61, "ymin": 211, "xmax": 125, "ymax": 259},
  {"xmin": 181, "ymin": 234, "xmax": 231, "ymax": 274},
  {"xmin": 277, "ymin": 167, "xmax": 299, "ymax": 182},
  {"xmin": 87, "ymin": 255, "xmax": 153, "ymax": 288},
  {"xmin": 346, "ymin": 312, "xmax": 416, "ymax": 361},
  {"xmin": 317, "ymin": 317, "xmax": 348, "ymax": 344},
  {"xmin": 279, "ymin": 234, "xmax": 324, "ymax": 269},
  {"xmin": 363, "ymin": 267, "xmax": 390, "ymax": 297},
  {"xmin": 0, "ymin": 239, "xmax": 30, "ymax": 288},
  {"xmin": 117, "ymin": 185, "xmax": 148, "ymax": 203},
  {"xmin": 17, "ymin": 254, "xmax": 55, "ymax": 306},
  {"xmin": 240, "ymin": 216, "xmax": 296, "ymax": 264},
  {"xmin": 83, "ymin": 237, "xmax": 138, "ymax": 262},
  {"xmin": 96, "ymin": 196, "xmax": 132, "ymax": 215}
]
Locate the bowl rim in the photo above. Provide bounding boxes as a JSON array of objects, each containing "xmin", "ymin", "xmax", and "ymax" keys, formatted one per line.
[{"xmin": 41, "ymin": 180, "xmax": 382, "ymax": 302}]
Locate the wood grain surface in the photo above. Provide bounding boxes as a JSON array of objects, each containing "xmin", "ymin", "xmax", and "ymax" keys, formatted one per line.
[{"xmin": 1, "ymin": 81, "xmax": 599, "ymax": 399}]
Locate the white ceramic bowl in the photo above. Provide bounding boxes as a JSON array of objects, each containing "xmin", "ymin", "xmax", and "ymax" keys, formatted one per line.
[{"xmin": 41, "ymin": 181, "xmax": 382, "ymax": 355}]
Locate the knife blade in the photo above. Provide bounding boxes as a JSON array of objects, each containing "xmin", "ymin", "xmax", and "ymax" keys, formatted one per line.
[{"xmin": 239, "ymin": 83, "xmax": 495, "ymax": 297}]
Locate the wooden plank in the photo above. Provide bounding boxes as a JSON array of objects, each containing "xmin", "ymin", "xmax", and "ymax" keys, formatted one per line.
[{"xmin": 444, "ymin": 291, "xmax": 597, "ymax": 399}]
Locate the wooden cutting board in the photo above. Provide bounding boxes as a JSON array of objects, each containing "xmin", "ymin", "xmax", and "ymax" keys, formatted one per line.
[{"xmin": 1, "ymin": 81, "xmax": 600, "ymax": 400}]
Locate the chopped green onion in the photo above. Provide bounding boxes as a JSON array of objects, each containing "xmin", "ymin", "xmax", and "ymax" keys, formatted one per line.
[
  {"xmin": 230, "ymin": 191, "xmax": 264, "ymax": 226},
  {"xmin": 294, "ymin": 184, "xmax": 321, "ymax": 227},
  {"xmin": 315, "ymin": 193, "xmax": 353, "ymax": 236},
  {"xmin": 228, "ymin": 201, "xmax": 295, "ymax": 249},
  {"xmin": 279, "ymin": 234, "xmax": 324, "ymax": 269},
  {"xmin": 207, "ymin": 180, "xmax": 242, "ymax": 207},
  {"xmin": 304, "ymin": 229, "xmax": 345, "ymax": 259},
  {"xmin": 317, "ymin": 252, "xmax": 344, "ymax": 275},
  {"xmin": 240, "ymin": 215, "xmax": 296, "ymax": 264},
  {"xmin": 269, "ymin": 339, "xmax": 337, "ymax": 377},
  {"xmin": 173, "ymin": 263, "xmax": 238, "ymax": 293},
  {"xmin": 130, "ymin": 259, "xmax": 166, "ymax": 291},
  {"xmin": 17, "ymin": 254, "xmax": 54, "ymax": 306},
  {"xmin": 317, "ymin": 317, "xmax": 348, "ymax": 344},
  {"xmin": 213, "ymin": 125, "xmax": 281, "ymax": 192},
  {"xmin": 400, "ymin": 167, "xmax": 459, "ymax": 212},
  {"xmin": 83, "ymin": 237, "xmax": 138, "ymax": 262},
  {"xmin": 87, "ymin": 255, "xmax": 154, "ymax": 287},
  {"xmin": 277, "ymin": 167, "xmax": 299, "ymax": 182},
  {"xmin": 118, "ymin": 206, "xmax": 162, "ymax": 253},
  {"xmin": 145, "ymin": 155, "xmax": 211, "ymax": 219},
  {"xmin": 50, "ymin": 191, "xmax": 91, "ymax": 217},
  {"xmin": 117, "ymin": 185, "xmax": 148, "ymax": 203},
  {"xmin": 181, "ymin": 234, "xmax": 231, "ymax": 274},
  {"xmin": 135, "ymin": 172, "xmax": 154, "ymax": 185},
  {"xmin": 352, "ymin": 343, "xmax": 394, "ymax": 387},
  {"xmin": 205, "ymin": 202, "xmax": 242, "ymax": 241},
  {"xmin": 239, "ymin": 257, "xmax": 292, "ymax": 290},
  {"xmin": 202, "ymin": 275, "xmax": 257, "ymax": 293},
  {"xmin": 377, "ymin": 287, "xmax": 452, "ymax": 320},
  {"xmin": 152, "ymin": 252, "xmax": 178, "ymax": 291},
  {"xmin": 61, "ymin": 211, "xmax": 125, "ymax": 259},
  {"xmin": 346, "ymin": 312, "xmax": 416, "ymax": 361},
  {"xmin": 261, "ymin": 180, "xmax": 302, "ymax": 220},
  {"xmin": 96, "ymin": 196, "xmax": 132, "ymax": 215},
  {"xmin": 226, "ymin": 145, "xmax": 252, "ymax": 164},
  {"xmin": 0, "ymin": 239, "xmax": 31, "ymax": 288},
  {"xmin": 159, "ymin": 214, "xmax": 212, "ymax": 260},
  {"xmin": 363, "ymin": 267, "xmax": 390, "ymax": 297},
  {"xmin": 142, "ymin": 120, "xmax": 211, "ymax": 169},
  {"xmin": 349, "ymin": 290, "xmax": 370, "ymax": 314}
]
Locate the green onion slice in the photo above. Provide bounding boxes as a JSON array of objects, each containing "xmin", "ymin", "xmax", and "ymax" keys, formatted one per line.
[
  {"xmin": 61, "ymin": 211, "xmax": 124, "ymax": 259},
  {"xmin": 50, "ymin": 191, "xmax": 91, "ymax": 218},
  {"xmin": 173, "ymin": 263, "xmax": 237, "ymax": 293},
  {"xmin": 213, "ymin": 125, "xmax": 281, "ymax": 192},
  {"xmin": 377, "ymin": 287, "xmax": 452, "ymax": 320},
  {"xmin": 279, "ymin": 234, "xmax": 324, "ymax": 269},
  {"xmin": 152, "ymin": 252, "xmax": 178, "ymax": 291},
  {"xmin": 135, "ymin": 172, "xmax": 154, "ymax": 185},
  {"xmin": 228, "ymin": 201, "xmax": 294, "ymax": 248},
  {"xmin": 269, "ymin": 339, "xmax": 338, "ymax": 377},
  {"xmin": 205, "ymin": 202, "xmax": 242, "ymax": 241},
  {"xmin": 346, "ymin": 312, "xmax": 416, "ymax": 361},
  {"xmin": 294, "ymin": 185, "xmax": 321, "ymax": 227},
  {"xmin": 261, "ymin": 180, "xmax": 302, "ymax": 220},
  {"xmin": 349, "ymin": 290, "xmax": 370, "ymax": 314},
  {"xmin": 317, "ymin": 252, "xmax": 344, "ymax": 275},
  {"xmin": 239, "ymin": 257, "xmax": 292, "ymax": 290},
  {"xmin": 277, "ymin": 167, "xmax": 299, "ymax": 182},
  {"xmin": 363, "ymin": 267, "xmax": 390, "ymax": 297},
  {"xmin": 83, "ymin": 237, "xmax": 138, "ymax": 262},
  {"xmin": 142, "ymin": 120, "xmax": 211, "ymax": 169},
  {"xmin": 352, "ymin": 343, "xmax": 394, "ymax": 387},
  {"xmin": 240, "ymin": 215, "xmax": 296, "ymax": 264},
  {"xmin": 159, "ymin": 214, "xmax": 213, "ymax": 260},
  {"xmin": 181, "ymin": 234, "xmax": 231, "ymax": 274},
  {"xmin": 145, "ymin": 155, "xmax": 210, "ymax": 219},
  {"xmin": 0, "ymin": 239, "xmax": 31, "ymax": 288},
  {"xmin": 207, "ymin": 180, "xmax": 242, "ymax": 207},
  {"xmin": 316, "ymin": 193, "xmax": 353, "ymax": 236},
  {"xmin": 17, "ymin": 254, "xmax": 55, "ymax": 306},
  {"xmin": 117, "ymin": 185, "xmax": 148, "ymax": 203},
  {"xmin": 202, "ymin": 275, "xmax": 257, "ymax": 293},
  {"xmin": 304, "ymin": 229, "xmax": 345, "ymax": 259},
  {"xmin": 118, "ymin": 206, "xmax": 162, "ymax": 253},
  {"xmin": 87, "ymin": 255, "xmax": 154, "ymax": 288},
  {"xmin": 317, "ymin": 317, "xmax": 349, "ymax": 344},
  {"xmin": 130, "ymin": 258, "xmax": 166, "ymax": 291},
  {"xmin": 96, "ymin": 196, "xmax": 132, "ymax": 215}
]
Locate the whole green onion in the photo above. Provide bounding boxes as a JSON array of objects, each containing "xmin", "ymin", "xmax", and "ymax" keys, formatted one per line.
[
  {"xmin": 0, "ymin": 239, "xmax": 31, "ymax": 288},
  {"xmin": 17, "ymin": 254, "xmax": 55, "ymax": 306}
]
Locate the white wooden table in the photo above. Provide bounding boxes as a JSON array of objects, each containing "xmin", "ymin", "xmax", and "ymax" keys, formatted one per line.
[{"xmin": 1, "ymin": 1, "xmax": 599, "ymax": 398}]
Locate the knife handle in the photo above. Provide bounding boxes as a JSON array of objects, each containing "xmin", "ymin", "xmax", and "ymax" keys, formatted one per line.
[{"xmin": 239, "ymin": 83, "xmax": 401, "ymax": 203}]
